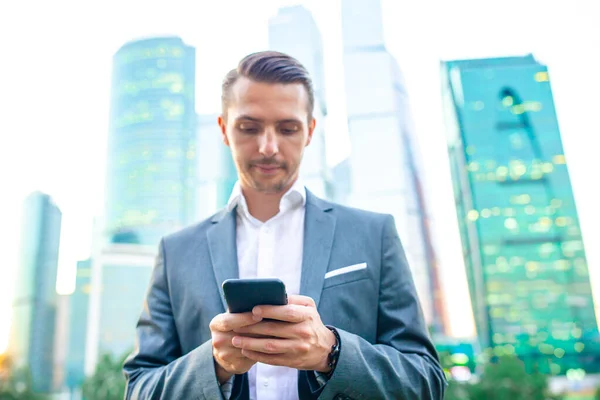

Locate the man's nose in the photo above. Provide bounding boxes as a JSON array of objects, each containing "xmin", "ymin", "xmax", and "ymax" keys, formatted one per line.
[{"xmin": 258, "ymin": 130, "xmax": 279, "ymax": 157}]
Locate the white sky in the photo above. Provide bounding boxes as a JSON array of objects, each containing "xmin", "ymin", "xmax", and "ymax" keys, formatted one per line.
[{"xmin": 1, "ymin": 0, "xmax": 599, "ymax": 352}]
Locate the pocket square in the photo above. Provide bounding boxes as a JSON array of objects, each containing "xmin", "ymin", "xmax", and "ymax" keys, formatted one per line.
[{"xmin": 324, "ymin": 262, "xmax": 367, "ymax": 279}]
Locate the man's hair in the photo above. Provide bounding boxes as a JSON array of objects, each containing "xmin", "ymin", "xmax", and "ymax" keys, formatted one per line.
[{"xmin": 221, "ymin": 51, "xmax": 315, "ymax": 120}]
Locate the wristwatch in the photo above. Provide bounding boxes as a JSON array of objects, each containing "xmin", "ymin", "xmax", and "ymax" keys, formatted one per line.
[{"xmin": 325, "ymin": 325, "xmax": 341, "ymax": 378}]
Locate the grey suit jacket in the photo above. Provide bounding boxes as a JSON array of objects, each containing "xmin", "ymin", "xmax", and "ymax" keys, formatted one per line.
[{"xmin": 123, "ymin": 190, "xmax": 447, "ymax": 399}]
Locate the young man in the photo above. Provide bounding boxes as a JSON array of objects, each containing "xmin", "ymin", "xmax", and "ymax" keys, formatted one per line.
[{"xmin": 123, "ymin": 51, "xmax": 446, "ymax": 400}]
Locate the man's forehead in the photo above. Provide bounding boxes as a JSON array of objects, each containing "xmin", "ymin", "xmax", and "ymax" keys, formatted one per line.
[
  {"xmin": 228, "ymin": 77, "xmax": 310, "ymax": 120},
  {"xmin": 230, "ymin": 77, "xmax": 308, "ymax": 103}
]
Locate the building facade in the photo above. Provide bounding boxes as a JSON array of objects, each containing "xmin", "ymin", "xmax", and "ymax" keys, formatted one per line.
[
  {"xmin": 340, "ymin": 0, "xmax": 445, "ymax": 332},
  {"xmin": 441, "ymin": 54, "xmax": 600, "ymax": 374},
  {"xmin": 8, "ymin": 192, "xmax": 62, "ymax": 392},
  {"xmin": 85, "ymin": 244, "xmax": 155, "ymax": 375},
  {"xmin": 105, "ymin": 36, "xmax": 197, "ymax": 246},
  {"xmin": 196, "ymin": 113, "xmax": 238, "ymax": 220},
  {"xmin": 268, "ymin": 5, "xmax": 330, "ymax": 199}
]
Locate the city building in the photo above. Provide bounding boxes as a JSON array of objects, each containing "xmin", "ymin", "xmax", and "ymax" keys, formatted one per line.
[
  {"xmin": 196, "ymin": 113, "xmax": 237, "ymax": 220},
  {"xmin": 268, "ymin": 5, "xmax": 330, "ymax": 199},
  {"xmin": 441, "ymin": 54, "xmax": 600, "ymax": 374},
  {"xmin": 340, "ymin": 0, "xmax": 446, "ymax": 332},
  {"xmin": 8, "ymin": 192, "xmax": 62, "ymax": 392},
  {"xmin": 65, "ymin": 259, "xmax": 92, "ymax": 393},
  {"xmin": 105, "ymin": 36, "xmax": 197, "ymax": 247},
  {"xmin": 84, "ymin": 244, "xmax": 155, "ymax": 375}
]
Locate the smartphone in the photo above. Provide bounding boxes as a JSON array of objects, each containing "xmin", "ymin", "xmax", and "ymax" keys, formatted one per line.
[{"xmin": 222, "ymin": 278, "xmax": 288, "ymax": 313}]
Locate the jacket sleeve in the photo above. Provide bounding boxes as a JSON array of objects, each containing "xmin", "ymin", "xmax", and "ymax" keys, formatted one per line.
[
  {"xmin": 122, "ymin": 239, "xmax": 245, "ymax": 400},
  {"xmin": 301, "ymin": 215, "xmax": 447, "ymax": 400}
]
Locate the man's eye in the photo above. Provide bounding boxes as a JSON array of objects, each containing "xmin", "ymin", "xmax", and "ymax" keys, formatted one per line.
[
  {"xmin": 239, "ymin": 124, "xmax": 259, "ymax": 133},
  {"xmin": 280, "ymin": 126, "xmax": 299, "ymax": 134}
]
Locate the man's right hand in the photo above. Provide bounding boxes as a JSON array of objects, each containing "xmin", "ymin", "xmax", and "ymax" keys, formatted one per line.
[{"xmin": 210, "ymin": 312, "xmax": 263, "ymax": 384}]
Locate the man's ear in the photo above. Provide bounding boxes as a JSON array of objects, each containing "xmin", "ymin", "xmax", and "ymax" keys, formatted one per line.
[
  {"xmin": 218, "ymin": 115, "xmax": 230, "ymax": 146},
  {"xmin": 306, "ymin": 117, "xmax": 317, "ymax": 146}
]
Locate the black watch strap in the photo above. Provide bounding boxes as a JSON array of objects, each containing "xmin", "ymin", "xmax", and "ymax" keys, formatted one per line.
[{"xmin": 325, "ymin": 325, "xmax": 341, "ymax": 378}]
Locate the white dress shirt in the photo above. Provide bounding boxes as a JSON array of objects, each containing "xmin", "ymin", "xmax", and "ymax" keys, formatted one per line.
[{"xmin": 225, "ymin": 179, "xmax": 306, "ymax": 400}]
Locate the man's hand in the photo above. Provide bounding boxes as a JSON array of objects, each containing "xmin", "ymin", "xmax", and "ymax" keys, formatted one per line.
[
  {"xmin": 231, "ymin": 295, "xmax": 336, "ymax": 372},
  {"xmin": 210, "ymin": 312, "xmax": 263, "ymax": 384}
]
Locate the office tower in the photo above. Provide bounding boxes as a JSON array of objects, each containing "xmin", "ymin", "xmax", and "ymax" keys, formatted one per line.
[
  {"xmin": 105, "ymin": 36, "xmax": 197, "ymax": 246},
  {"xmin": 85, "ymin": 244, "xmax": 154, "ymax": 375},
  {"xmin": 340, "ymin": 0, "xmax": 446, "ymax": 332},
  {"xmin": 52, "ymin": 294, "xmax": 70, "ymax": 391},
  {"xmin": 269, "ymin": 5, "xmax": 330, "ymax": 199},
  {"xmin": 65, "ymin": 259, "xmax": 91, "ymax": 393},
  {"xmin": 441, "ymin": 54, "xmax": 600, "ymax": 374},
  {"xmin": 196, "ymin": 113, "xmax": 238, "ymax": 220},
  {"xmin": 8, "ymin": 192, "xmax": 62, "ymax": 392},
  {"xmin": 327, "ymin": 158, "xmax": 351, "ymax": 205}
]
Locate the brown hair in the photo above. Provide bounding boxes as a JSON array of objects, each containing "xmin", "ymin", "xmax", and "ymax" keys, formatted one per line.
[{"xmin": 221, "ymin": 51, "xmax": 315, "ymax": 120}]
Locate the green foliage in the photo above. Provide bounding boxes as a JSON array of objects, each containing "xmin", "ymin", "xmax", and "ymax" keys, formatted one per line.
[
  {"xmin": 0, "ymin": 355, "xmax": 49, "ymax": 400},
  {"xmin": 443, "ymin": 355, "xmax": 563, "ymax": 400},
  {"xmin": 81, "ymin": 351, "xmax": 130, "ymax": 400}
]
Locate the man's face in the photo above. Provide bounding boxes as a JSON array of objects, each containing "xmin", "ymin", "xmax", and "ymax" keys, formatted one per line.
[{"xmin": 219, "ymin": 77, "xmax": 315, "ymax": 194}]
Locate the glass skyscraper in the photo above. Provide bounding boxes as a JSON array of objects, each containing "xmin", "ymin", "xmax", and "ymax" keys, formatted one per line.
[
  {"xmin": 85, "ymin": 244, "xmax": 154, "ymax": 375},
  {"xmin": 65, "ymin": 259, "xmax": 91, "ymax": 392},
  {"xmin": 8, "ymin": 192, "xmax": 62, "ymax": 392},
  {"xmin": 268, "ymin": 5, "xmax": 330, "ymax": 199},
  {"xmin": 196, "ymin": 113, "xmax": 238, "ymax": 220},
  {"xmin": 105, "ymin": 36, "xmax": 197, "ymax": 246},
  {"xmin": 441, "ymin": 54, "xmax": 600, "ymax": 374},
  {"xmin": 340, "ymin": 0, "xmax": 446, "ymax": 332}
]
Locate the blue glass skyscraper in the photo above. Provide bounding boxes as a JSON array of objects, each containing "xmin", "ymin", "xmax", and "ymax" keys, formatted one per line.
[
  {"xmin": 65, "ymin": 259, "xmax": 91, "ymax": 392},
  {"xmin": 441, "ymin": 54, "xmax": 600, "ymax": 374},
  {"xmin": 105, "ymin": 36, "xmax": 196, "ymax": 246},
  {"xmin": 8, "ymin": 192, "xmax": 62, "ymax": 392}
]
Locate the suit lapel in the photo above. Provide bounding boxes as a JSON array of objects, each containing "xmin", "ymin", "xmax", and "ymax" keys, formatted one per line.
[
  {"xmin": 300, "ymin": 191, "xmax": 336, "ymax": 309},
  {"xmin": 207, "ymin": 208, "xmax": 239, "ymax": 312}
]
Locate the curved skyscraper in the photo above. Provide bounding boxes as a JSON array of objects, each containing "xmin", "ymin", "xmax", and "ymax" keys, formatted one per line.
[
  {"xmin": 105, "ymin": 36, "xmax": 196, "ymax": 246},
  {"xmin": 442, "ymin": 55, "xmax": 600, "ymax": 374}
]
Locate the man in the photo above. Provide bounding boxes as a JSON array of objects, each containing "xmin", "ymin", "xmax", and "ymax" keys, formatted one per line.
[{"xmin": 123, "ymin": 51, "xmax": 446, "ymax": 400}]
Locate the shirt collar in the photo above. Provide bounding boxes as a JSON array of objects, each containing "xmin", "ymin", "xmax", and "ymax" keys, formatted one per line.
[{"xmin": 226, "ymin": 179, "xmax": 306, "ymax": 215}]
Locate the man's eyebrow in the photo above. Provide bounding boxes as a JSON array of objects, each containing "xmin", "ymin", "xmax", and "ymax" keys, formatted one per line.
[
  {"xmin": 235, "ymin": 115, "xmax": 263, "ymax": 122},
  {"xmin": 277, "ymin": 118, "xmax": 303, "ymax": 124},
  {"xmin": 235, "ymin": 115, "xmax": 303, "ymax": 125}
]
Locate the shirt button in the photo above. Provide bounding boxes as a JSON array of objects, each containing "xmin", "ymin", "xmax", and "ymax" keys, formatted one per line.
[{"xmin": 263, "ymin": 378, "xmax": 269, "ymax": 387}]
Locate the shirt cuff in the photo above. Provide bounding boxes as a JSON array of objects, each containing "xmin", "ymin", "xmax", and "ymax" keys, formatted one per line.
[
  {"xmin": 220, "ymin": 375, "xmax": 235, "ymax": 399},
  {"xmin": 314, "ymin": 371, "xmax": 330, "ymax": 387}
]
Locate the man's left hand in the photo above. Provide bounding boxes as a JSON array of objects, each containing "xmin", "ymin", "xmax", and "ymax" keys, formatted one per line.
[{"xmin": 231, "ymin": 295, "xmax": 336, "ymax": 372}]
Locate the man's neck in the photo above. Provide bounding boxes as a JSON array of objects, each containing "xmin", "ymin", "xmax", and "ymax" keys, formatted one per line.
[{"xmin": 242, "ymin": 179, "xmax": 297, "ymax": 222}]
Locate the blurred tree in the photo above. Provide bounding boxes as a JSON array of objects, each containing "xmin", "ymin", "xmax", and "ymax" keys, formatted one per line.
[
  {"xmin": 82, "ymin": 351, "xmax": 130, "ymax": 400},
  {"xmin": 595, "ymin": 386, "xmax": 600, "ymax": 400},
  {"xmin": 442, "ymin": 355, "xmax": 564, "ymax": 400},
  {"xmin": 0, "ymin": 354, "xmax": 49, "ymax": 400}
]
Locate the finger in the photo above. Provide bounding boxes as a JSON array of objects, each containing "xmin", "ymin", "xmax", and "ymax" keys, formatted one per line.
[
  {"xmin": 287, "ymin": 295, "xmax": 316, "ymax": 308},
  {"xmin": 211, "ymin": 312, "xmax": 262, "ymax": 332},
  {"xmin": 234, "ymin": 320, "xmax": 297, "ymax": 339},
  {"xmin": 252, "ymin": 304, "xmax": 308, "ymax": 323},
  {"xmin": 241, "ymin": 349, "xmax": 288, "ymax": 367},
  {"xmin": 231, "ymin": 336, "xmax": 291, "ymax": 355}
]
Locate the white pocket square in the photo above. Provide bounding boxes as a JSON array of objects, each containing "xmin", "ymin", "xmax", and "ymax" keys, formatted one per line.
[{"xmin": 324, "ymin": 262, "xmax": 367, "ymax": 279}]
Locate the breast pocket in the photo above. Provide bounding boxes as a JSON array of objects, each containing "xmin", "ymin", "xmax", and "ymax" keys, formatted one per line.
[{"xmin": 322, "ymin": 262, "xmax": 370, "ymax": 289}]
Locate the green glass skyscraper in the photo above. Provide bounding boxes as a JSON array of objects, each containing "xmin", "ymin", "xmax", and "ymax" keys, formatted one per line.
[
  {"xmin": 105, "ymin": 36, "xmax": 196, "ymax": 246},
  {"xmin": 441, "ymin": 54, "xmax": 600, "ymax": 374},
  {"xmin": 8, "ymin": 192, "xmax": 62, "ymax": 392}
]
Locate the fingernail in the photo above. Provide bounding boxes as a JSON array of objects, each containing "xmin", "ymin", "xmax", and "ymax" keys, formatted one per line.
[
  {"xmin": 253, "ymin": 307, "xmax": 262, "ymax": 316},
  {"xmin": 232, "ymin": 337, "xmax": 241, "ymax": 347},
  {"xmin": 252, "ymin": 314, "xmax": 262, "ymax": 322}
]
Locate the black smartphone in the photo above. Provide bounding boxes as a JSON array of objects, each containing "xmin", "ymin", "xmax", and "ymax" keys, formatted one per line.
[{"xmin": 222, "ymin": 278, "xmax": 288, "ymax": 313}]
